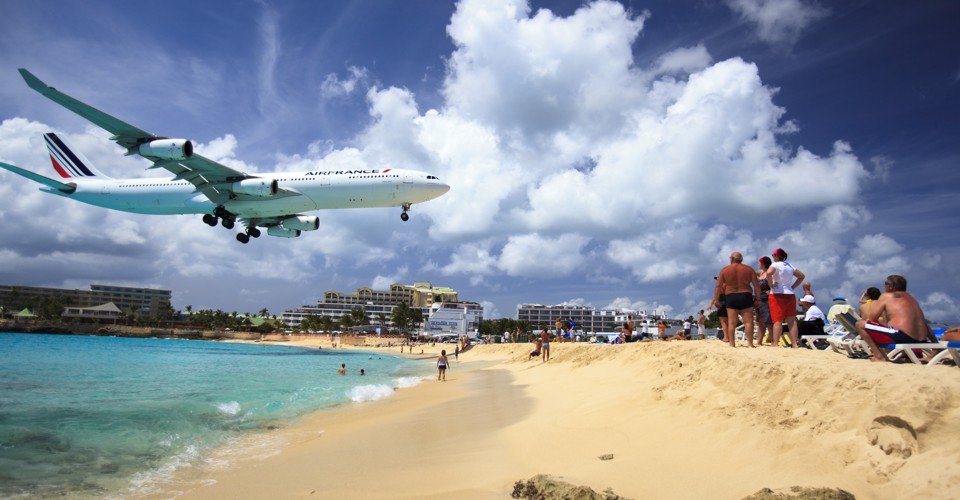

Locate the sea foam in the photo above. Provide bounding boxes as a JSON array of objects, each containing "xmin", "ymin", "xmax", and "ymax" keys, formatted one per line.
[
  {"xmin": 216, "ymin": 401, "xmax": 242, "ymax": 416},
  {"xmin": 347, "ymin": 376, "xmax": 425, "ymax": 402}
]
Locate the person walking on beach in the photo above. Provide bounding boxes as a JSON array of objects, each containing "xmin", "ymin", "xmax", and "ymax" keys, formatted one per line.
[
  {"xmin": 540, "ymin": 329, "xmax": 551, "ymax": 362},
  {"xmin": 454, "ymin": 344, "xmax": 459, "ymax": 360},
  {"xmin": 760, "ymin": 248, "xmax": 805, "ymax": 348},
  {"xmin": 714, "ymin": 251, "xmax": 761, "ymax": 348},
  {"xmin": 437, "ymin": 350, "xmax": 449, "ymax": 381}
]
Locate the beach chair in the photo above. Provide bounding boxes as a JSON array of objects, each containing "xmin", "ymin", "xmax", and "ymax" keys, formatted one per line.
[
  {"xmin": 881, "ymin": 342, "xmax": 948, "ymax": 364},
  {"xmin": 798, "ymin": 321, "xmax": 840, "ymax": 350},
  {"xmin": 926, "ymin": 342, "xmax": 960, "ymax": 367},
  {"xmin": 834, "ymin": 312, "xmax": 947, "ymax": 363},
  {"xmin": 832, "ymin": 312, "xmax": 871, "ymax": 358}
]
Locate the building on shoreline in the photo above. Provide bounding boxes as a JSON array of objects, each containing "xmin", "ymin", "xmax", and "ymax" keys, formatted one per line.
[
  {"xmin": 322, "ymin": 281, "xmax": 457, "ymax": 308},
  {"xmin": 0, "ymin": 284, "xmax": 171, "ymax": 318},
  {"xmin": 425, "ymin": 302, "xmax": 483, "ymax": 337},
  {"xmin": 518, "ymin": 304, "xmax": 665, "ymax": 334},
  {"xmin": 281, "ymin": 282, "xmax": 475, "ymax": 333}
]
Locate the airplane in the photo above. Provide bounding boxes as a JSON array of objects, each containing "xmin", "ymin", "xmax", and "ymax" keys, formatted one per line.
[{"xmin": 0, "ymin": 69, "xmax": 450, "ymax": 244}]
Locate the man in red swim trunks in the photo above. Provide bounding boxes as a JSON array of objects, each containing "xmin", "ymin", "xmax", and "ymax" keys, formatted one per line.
[{"xmin": 855, "ymin": 274, "xmax": 939, "ymax": 362}]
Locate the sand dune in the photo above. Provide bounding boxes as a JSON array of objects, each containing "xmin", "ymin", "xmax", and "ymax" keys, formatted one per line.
[{"xmin": 170, "ymin": 341, "xmax": 960, "ymax": 499}]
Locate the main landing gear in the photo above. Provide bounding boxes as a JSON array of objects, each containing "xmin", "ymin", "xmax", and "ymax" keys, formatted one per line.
[
  {"xmin": 203, "ymin": 206, "xmax": 235, "ymax": 228},
  {"xmin": 236, "ymin": 227, "xmax": 261, "ymax": 244},
  {"xmin": 203, "ymin": 207, "xmax": 260, "ymax": 244},
  {"xmin": 400, "ymin": 202, "xmax": 411, "ymax": 222}
]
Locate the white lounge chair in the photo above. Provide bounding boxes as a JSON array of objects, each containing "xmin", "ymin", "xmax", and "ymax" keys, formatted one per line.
[
  {"xmin": 926, "ymin": 341, "xmax": 960, "ymax": 367},
  {"xmin": 832, "ymin": 313, "xmax": 872, "ymax": 358},
  {"xmin": 882, "ymin": 341, "xmax": 948, "ymax": 364}
]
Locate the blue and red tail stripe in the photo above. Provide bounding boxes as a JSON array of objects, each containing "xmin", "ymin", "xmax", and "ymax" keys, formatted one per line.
[{"xmin": 45, "ymin": 133, "xmax": 96, "ymax": 178}]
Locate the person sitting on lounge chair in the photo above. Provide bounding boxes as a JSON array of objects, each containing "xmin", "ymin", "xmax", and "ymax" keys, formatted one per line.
[
  {"xmin": 855, "ymin": 275, "xmax": 939, "ymax": 362},
  {"xmin": 798, "ymin": 295, "xmax": 826, "ymax": 337}
]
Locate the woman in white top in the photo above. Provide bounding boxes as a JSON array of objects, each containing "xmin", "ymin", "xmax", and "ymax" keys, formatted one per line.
[{"xmin": 760, "ymin": 248, "xmax": 805, "ymax": 347}]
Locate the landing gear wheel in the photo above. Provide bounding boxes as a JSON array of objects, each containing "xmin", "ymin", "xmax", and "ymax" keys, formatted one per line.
[
  {"xmin": 248, "ymin": 227, "xmax": 261, "ymax": 238},
  {"xmin": 203, "ymin": 214, "xmax": 218, "ymax": 226},
  {"xmin": 400, "ymin": 212, "xmax": 409, "ymax": 222},
  {"xmin": 222, "ymin": 218, "xmax": 235, "ymax": 230},
  {"xmin": 236, "ymin": 233, "xmax": 250, "ymax": 244}
]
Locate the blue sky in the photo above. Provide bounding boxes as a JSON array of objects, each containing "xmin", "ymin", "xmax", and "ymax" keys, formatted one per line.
[{"xmin": 1, "ymin": 0, "xmax": 958, "ymax": 324}]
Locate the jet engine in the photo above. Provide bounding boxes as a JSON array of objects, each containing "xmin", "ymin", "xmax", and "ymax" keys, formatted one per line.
[
  {"xmin": 232, "ymin": 178, "xmax": 279, "ymax": 197},
  {"xmin": 267, "ymin": 226, "xmax": 301, "ymax": 238},
  {"xmin": 138, "ymin": 139, "xmax": 193, "ymax": 160},
  {"xmin": 281, "ymin": 215, "xmax": 319, "ymax": 231}
]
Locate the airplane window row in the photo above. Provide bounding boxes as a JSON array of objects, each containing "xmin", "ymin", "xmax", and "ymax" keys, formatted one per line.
[{"xmin": 120, "ymin": 182, "xmax": 190, "ymax": 188}]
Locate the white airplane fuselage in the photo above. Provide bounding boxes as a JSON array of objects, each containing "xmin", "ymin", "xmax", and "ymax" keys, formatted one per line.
[
  {"xmin": 5, "ymin": 69, "xmax": 451, "ymax": 242},
  {"xmin": 41, "ymin": 168, "xmax": 449, "ymax": 218}
]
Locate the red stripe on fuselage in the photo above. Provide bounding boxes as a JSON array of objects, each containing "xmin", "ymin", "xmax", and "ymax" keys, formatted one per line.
[{"xmin": 50, "ymin": 155, "xmax": 71, "ymax": 178}]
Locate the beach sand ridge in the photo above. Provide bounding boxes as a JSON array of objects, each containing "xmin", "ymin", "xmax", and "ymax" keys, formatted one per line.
[{"xmin": 167, "ymin": 340, "xmax": 960, "ymax": 499}]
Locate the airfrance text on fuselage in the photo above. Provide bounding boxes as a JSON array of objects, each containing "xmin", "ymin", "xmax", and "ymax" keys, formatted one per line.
[{"xmin": 304, "ymin": 169, "xmax": 392, "ymax": 176}]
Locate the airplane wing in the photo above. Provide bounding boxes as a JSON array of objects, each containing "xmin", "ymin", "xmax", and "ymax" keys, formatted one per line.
[{"xmin": 19, "ymin": 68, "xmax": 291, "ymax": 205}]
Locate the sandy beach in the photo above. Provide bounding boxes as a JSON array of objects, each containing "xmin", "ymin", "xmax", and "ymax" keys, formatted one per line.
[{"xmin": 164, "ymin": 339, "xmax": 960, "ymax": 499}]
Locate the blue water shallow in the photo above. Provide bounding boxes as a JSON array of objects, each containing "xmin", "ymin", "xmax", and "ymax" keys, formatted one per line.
[{"xmin": 0, "ymin": 332, "xmax": 428, "ymax": 497}]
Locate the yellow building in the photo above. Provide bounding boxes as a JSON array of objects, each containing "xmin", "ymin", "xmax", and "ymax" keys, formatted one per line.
[{"xmin": 322, "ymin": 281, "xmax": 457, "ymax": 308}]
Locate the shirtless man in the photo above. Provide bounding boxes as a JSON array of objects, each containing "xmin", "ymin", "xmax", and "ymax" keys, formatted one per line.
[
  {"xmin": 540, "ymin": 329, "xmax": 552, "ymax": 362},
  {"xmin": 713, "ymin": 251, "xmax": 762, "ymax": 347},
  {"xmin": 855, "ymin": 275, "xmax": 938, "ymax": 362}
]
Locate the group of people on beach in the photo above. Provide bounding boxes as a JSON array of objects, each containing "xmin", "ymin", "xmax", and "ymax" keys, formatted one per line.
[{"xmin": 712, "ymin": 247, "xmax": 953, "ymax": 362}]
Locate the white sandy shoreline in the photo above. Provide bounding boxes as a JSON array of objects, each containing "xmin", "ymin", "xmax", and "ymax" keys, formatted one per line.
[{"xmin": 159, "ymin": 340, "xmax": 960, "ymax": 499}]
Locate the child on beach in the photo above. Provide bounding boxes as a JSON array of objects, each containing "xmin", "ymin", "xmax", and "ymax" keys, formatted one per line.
[
  {"xmin": 529, "ymin": 338, "xmax": 542, "ymax": 360},
  {"xmin": 437, "ymin": 350, "xmax": 449, "ymax": 381}
]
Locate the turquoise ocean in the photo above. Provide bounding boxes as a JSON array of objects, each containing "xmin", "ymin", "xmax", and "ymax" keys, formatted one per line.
[{"xmin": 0, "ymin": 332, "xmax": 430, "ymax": 498}]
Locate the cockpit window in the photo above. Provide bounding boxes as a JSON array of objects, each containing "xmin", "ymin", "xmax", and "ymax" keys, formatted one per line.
[{"xmin": 427, "ymin": 175, "xmax": 439, "ymax": 180}]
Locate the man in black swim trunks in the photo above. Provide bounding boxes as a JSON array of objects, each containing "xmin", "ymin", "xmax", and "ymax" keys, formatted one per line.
[{"xmin": 713, "ymin": 251, "xmax": 762, "ymax": 348}]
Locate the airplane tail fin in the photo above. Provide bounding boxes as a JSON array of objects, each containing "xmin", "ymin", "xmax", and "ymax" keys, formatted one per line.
[{"xmin": 44, "ymin": 132, "xmax": 113, "ymax": 180}]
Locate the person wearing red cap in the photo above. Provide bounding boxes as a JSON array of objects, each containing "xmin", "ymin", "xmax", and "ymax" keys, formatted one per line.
[{"xmin": 760, "ymin": 248, "xmax": 805, "ymax": 347}]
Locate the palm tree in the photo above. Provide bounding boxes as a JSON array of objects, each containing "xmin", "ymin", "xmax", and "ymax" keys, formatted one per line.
[
  {"xmin": 349, "ymin": 307, "xmax": 369, "ymax": 327},
  {"xmin": 339, "ymin": 314, "xmax": 355, "ymax": 332},
  {"xmin": 319, "ymin": 315, "xmax": 333, "ymax": 334},
  {"xmin": 392, "ymin": 302, "xmax": 411, "ymax": 336},
  {"xmin": 259, "ymin": 308, "xmax": 269, "ymax": 318}
]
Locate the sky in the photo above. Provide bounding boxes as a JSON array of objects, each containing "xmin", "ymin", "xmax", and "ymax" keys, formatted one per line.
[{"xmin": 1, "ymin": 0, "xmax": 958, "ymax": 324}]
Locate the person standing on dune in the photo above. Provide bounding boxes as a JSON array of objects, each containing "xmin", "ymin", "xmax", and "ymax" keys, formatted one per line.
[{"xmin": 714, "ymin": 251, "xmax": 761, "ymax": 348}]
